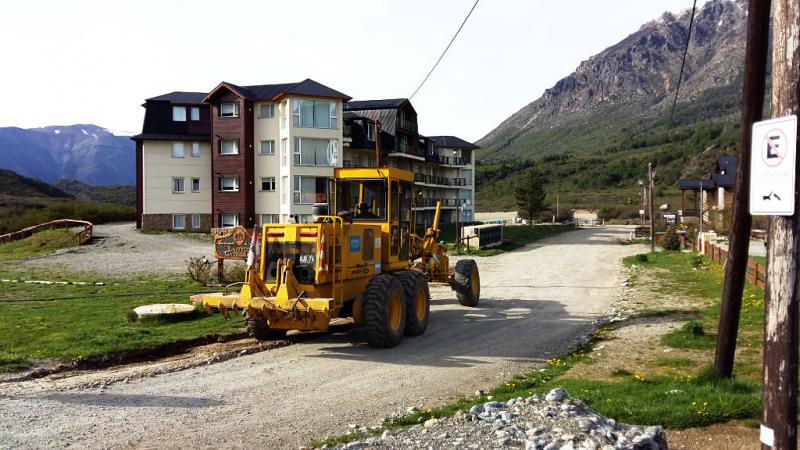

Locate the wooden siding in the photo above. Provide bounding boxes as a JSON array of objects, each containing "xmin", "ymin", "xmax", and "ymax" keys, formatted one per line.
[{"xmin": 210, "ymin": 93, "xmax": 255, "ymax": 228}]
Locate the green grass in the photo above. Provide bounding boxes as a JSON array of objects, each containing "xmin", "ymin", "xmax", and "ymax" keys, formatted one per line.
[
  {"xmin": 0, "ymin": 229, "xmax": 79, "ymax": 260},
  {"xmin": 447, "ymin": 224, "xmax": 575, "ymax": 257},
  {"xmin": 0, "ymin": 267, "xmax": 243, "ymax": 372},
  {"xmin": 314, "ymin": 249, "xmax": 767, "ymax": 447}
]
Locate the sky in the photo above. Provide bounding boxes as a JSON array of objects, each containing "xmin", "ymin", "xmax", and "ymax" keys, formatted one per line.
[{"xmin": 0, "ymin": 0, "xmax": 706, "ymax": 142}]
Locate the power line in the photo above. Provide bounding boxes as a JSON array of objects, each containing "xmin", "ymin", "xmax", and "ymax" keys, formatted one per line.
[
  {"xmin": 666, "ymin": 0, "xmax": 698, "ymax": 136},
  {"xmin": 409, "ymin": 0, "xmax": 480, "ymax": 100}
]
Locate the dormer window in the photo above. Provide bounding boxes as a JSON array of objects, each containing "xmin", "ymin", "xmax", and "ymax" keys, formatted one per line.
[
  {"xmin": 220, "ymin": 103, "xmax": 239, "ymax": 118},
  {"xmin": 172, "ymin": 106, "xmax": 187, "ymax": 121},
  {"xmin": 366, "ymin": 122, "xmax": 376, "ymax": 141}
]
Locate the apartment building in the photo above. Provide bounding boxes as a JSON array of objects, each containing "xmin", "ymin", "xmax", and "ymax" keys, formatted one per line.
[
  {"xmin": 342, "ymin": 99, "xmax": 478, "ymax": 225},
  {"xmin": 133, "ymin": 79, "xmax": 350, "ymax": 231}
]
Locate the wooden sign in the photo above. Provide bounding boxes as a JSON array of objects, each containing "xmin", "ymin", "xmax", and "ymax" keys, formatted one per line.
[{"xmin": 212, "ymin": 226, "xmax": 251, "ymax": 260}]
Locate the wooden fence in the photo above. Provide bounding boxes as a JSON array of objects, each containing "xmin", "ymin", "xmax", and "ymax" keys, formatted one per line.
[
  {"xmin": 702, "ymin": 241, "xmax": 765, "ymax": 289},
  {"xmin": 0, "ymin": 219, "xmax": 93, "ymax": 246}
]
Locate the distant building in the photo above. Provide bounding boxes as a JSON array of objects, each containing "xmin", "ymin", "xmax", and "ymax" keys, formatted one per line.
[
  {"xmin": 678, "ymin": 156, "xmax": 736, "ymax": 230},
  {"xmin": 133, "ymin": 82, "xmax": 477, "ymax": 232},
  {"xmin": 572, "ymin": 209, "xmax": 599, "ymax": 226}
]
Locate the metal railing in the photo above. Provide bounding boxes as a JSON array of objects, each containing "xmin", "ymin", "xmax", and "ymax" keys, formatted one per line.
[{"xmin": 413, "ymin": 174, "xmax": 468, "ymax": 187}]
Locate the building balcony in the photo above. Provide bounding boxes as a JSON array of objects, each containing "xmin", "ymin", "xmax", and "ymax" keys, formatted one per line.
[
  {"xmin": 413, "ymin": 173, "xmax": 469, "ymax": 188},
  {"xmin": 438, "ymin": 155, "xmax": 467, "ymax": 166},
  {"xmin": 398, "ymin": 118, "xmax": 418, "ymax": 133},
  {"xmin": 416, "ymin": 198, "xmax": 468, "ymax": 208}
]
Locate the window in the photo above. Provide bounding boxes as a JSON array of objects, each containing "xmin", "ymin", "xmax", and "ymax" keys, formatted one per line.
[
  {"xmin": 259, "ymin": 103, "xmax": 275, "ymax": 118},
  {"xmin": 220, "ymin": 139, "xmax": 238, "ymax": 155},
  {"xmin": 281, "ymin": 101, "xmax": 288, "ymax": 128},
  {"xmin": 260, "ymin": 177, "xmax": 275, "ymax": 191},
  {"xmin": 293, "ymin": 176, "xmax": 328, "ymax": 204},
  {"xmin": 220, "ymin": 102, "xmax": 239, "ymax": 117},
  {"xmin": 190, "ymin": 107, "xmax": 200, "ymax": 121},
  {"xmin": 281, "ymin": 176, "xmax": 289, "ymax": 205},
  {"xmin": 172, "ymin": 214, "xmax": 186, "ymax": 230},
  {"xmin": 366, "ymin": 122, "xmax": 376, "ymax": 141},
  {"xmin": 191, "ymin": 142, "xmax": 200, "ymax": 157},
  {"xmin": 172, "ymin": 142, "xmax": 185, "ymax": 158},
  {"xmin": 292, "ymin": 99, "xmax": 337, "ymax": 128},
  {"xmin": 172, "ymin": 177, "xmax": 185, "ymax": 193},
  {"xmin": 260, "ymin": 214, "xmax": 279, "ymax": 225},
  {"xmin": 336, "ymin": 179, "xmax": 387, "ymax": 220},
  {"xmin": 191, "ymin": 178, "xmax": 200, "ymax": 193},
  {"xmin": 259, "ymin": 140, "xmax": 275, "ymax": 155},
  {"xmin": 293, "ymin": 138, "xmax": 338, "ymax": 166},
  {"xmin": 219, "ymin": 176, "xmax": 239, "ymax": 192},
  {"xmin": 172, "ymin": 106, "xmax": 186, "ymax": 122},
  {"xmin": 192, "ymin": 214, "xmax": 201, "ymax": 229},
  {"xmin": 221, "ymin": 213, "xmax": 239, "ymax": 228},
  {"xmin": 281, "ymin": 139, "xmax": 288, "ymax": 167}
]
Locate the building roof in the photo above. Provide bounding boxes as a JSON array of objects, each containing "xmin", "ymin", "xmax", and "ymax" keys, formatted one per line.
[
  {"xmin": 345, "ymin": 99, "xmax": 409, "ymax": 111},
  {"xmin": 145, "ymin": 91, "xmax": 208, "ymax": 104},
  {"xmin": 204, "ymin": 78, "xmax": 350, "ymax": 103},
  {"xmin": 130, "ymin": 133, "xmax": 212, "ymax": 142},
  {"xmin": 678, "ymin": 156, "xmax": 737, "ymax": 191},
  {"xmin": 343, "ymin": 111, "xmax": 373, "ymax": 122},
  {"xmin": 429, "ymin": 135, "xmax": 480, "ymax": 150}
]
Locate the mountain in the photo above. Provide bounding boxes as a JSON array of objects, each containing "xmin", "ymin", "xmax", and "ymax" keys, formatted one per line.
[
  {"xmin": 473, "ymin": 0, "xmax": 753, "ymax": 215},
  {"xmin": 54, "ymin": 179, "xmax": 136, "ymax": 208},
  {"xmin": 477, "ymin": 0, "xmax": 748, "ymax": 163},
  {"xmin": 0, "ymin": 168, "xmax": 71, "ymax": 199},
  {"xmin": 0, "ymin": 124, "xmax": 134, "ymax": 186}
]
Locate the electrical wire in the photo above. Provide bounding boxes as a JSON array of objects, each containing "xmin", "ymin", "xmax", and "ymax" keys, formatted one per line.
[
  {"xmin": 666, "ymin": 0, "xmax": 698, "ymax": 136},
  {"xmin": 409, "ymin": 0, "xmax": 480, "ymax": 99}
]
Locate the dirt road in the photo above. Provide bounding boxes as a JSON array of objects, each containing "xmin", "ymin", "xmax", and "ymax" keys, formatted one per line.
[
  {"xmin": 0, "ymin": 226, "xmax": 644, "ymax": 449},
  {"xmin": 22, "ymin": 222, "xmax": 215, "ymax": 275}
]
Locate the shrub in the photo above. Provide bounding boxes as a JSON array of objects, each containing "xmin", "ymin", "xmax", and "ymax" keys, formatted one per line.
[
  {"xmin": 221, "ymin": 261, "xmax": 247, "ymax": 283},
  {"xmin": 636, "ymin": 253, "xmax": 649, "ymax": 263},
  {"xmin": 186, "ymin": 256, "xmax": 214, "ymax": 285},
  {"xmin": 662, "ymin": 226, "xmax": 681, "ymax": 251}
]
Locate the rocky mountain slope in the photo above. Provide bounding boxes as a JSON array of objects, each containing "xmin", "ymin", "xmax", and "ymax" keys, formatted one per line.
[
  {"xmin": 0, "ymin": 124, "xmax": 134, "ymax": 186},
  {"xmin": 477, "ymin": 0, "xmax": 748, "ymax": 163}
]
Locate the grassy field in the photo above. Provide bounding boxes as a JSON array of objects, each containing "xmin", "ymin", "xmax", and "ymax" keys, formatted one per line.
[
  {"xmin": 0, "ymin": 230, "xmax": 80, "ymax": 261},
  {"xmin": 313, "ymin": 249, "xmax": 765, "ymax": 447},
  {"xmin": 0, "ymin": 265, "xmax": 243, "ymax": 373}
]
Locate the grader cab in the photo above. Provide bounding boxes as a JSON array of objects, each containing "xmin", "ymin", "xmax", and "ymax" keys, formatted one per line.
[{"xmin": 195, "ymin": 167, "xmax": 480, "ymax": 348}]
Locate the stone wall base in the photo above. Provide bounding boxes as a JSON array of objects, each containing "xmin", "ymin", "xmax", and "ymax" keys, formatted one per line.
[{"xmin": 142, "ymin": 214, "xmax": 212, "ymax": 233}]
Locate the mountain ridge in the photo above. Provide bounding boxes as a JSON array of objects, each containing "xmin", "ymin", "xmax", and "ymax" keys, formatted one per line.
[{"xmin": 0, "ymin": 124, "xmax": 135, "ymax": 186}]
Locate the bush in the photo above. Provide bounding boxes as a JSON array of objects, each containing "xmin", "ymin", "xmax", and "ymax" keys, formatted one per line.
[
  {"xmin": 221, "ymin": 261, "xmax": 247, "ymax": 283},
  {"xmin": 636, "ymin": 253, "xmax": 649, "ymax": 263},
  {"xmin": 0, "ymin": 201, "xmax": 135, "ymax": 234},
  {"xmin": 186, "ymin": 256, "xmax": 214, "ymax": 285},
  {"xmin": 662, "ymin": 226, "xmax": 681, "ymax": 251}
]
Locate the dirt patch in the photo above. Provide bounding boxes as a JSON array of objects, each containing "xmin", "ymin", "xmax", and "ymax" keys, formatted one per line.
[{"xmin": 666, "ymin": 423, "xmax": 759, "ymax": 449}]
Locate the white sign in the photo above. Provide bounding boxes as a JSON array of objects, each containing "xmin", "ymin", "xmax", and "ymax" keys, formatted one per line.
[
  {"xmin": 750, "ymin": 115, "xmax": 797, "ymax": 216},
  {"xmin": 639, "ymin": 209, "xmax": 645, "ymax": 215}
]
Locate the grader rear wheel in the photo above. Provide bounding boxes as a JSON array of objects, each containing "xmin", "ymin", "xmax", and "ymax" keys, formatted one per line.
[
  {"xmin": 245, "ymin": 310, "xmax": 287, "ymax": 340},
  {"xmin": 396, "ymin": 271, "xmax": 430, "ymax": 336},
  {"xmin": 362, "ymin": 275, "xmax": 406, "ymax": 348},
  {"xmin": 454, "ymin": 259, "xmax": 480, "ymax": 307}
]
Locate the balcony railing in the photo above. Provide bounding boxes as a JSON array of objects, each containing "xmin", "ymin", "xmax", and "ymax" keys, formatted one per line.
[
  {"xmin": 417, "ymin": 198, "xmax": 467, "ymax": 208},
  {"xmin": 413, "ymin": 174, "xmax": 468, "ymax": 187},
  {"xmin": 398, "ymin": 118, "xmax": 417, "ymax": 132},
  {"xmin": 293, "ymin": 192, "xmax": 328, "ymax": 205},
  {"xmin": 438, "ymin": 156, "xmax": 467, "ymax": 166}
]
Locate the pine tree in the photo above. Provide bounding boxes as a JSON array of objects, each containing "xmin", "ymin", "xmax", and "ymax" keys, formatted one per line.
[{"xmin": 515, "ymin": 169, "xmax": 546, "ymax": 224}]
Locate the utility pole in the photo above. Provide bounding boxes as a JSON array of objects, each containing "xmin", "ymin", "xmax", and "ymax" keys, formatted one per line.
[
  {"xmin": 639, "ymin": 179, "xmax": 645, "ymax": 226},
  {"xmin": 714, "ymin": 0, "xmax": 771, "ymax": 380},
  {"xmin": 648, "ymin": 163, "xmax": 655, "ymax": 253},
  {"xmin": 762, "ymin": 1, "xmax": 800, "ymax": 448}
]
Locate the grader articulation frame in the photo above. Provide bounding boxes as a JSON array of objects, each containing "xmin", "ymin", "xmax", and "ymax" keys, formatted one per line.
[{"xmin": 194, "ymin": 167, "xmax": 480, "ymax": 347}]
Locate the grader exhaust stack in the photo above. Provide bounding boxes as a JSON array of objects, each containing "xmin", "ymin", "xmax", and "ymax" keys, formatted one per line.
[{"xmin": 193, "ymin": 167, "xmax": 480, "ymax": 347}]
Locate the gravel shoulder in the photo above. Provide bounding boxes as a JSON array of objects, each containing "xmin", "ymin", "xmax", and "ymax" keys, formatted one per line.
[
  {"xmin": 20, "ymin": 222, "xmax": 214, "ymax": 276},
  {"xmin": 0, "ymin": 225, "xmax": 644, "ymax": 449}
]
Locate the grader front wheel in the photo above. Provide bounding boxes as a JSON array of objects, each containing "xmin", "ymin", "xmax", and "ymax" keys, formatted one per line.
[
  {"xmin": 454, "ymin": 259, "xmax": 480, "ymax": 307},
  {"xmin": 245, "ymin": 310, "xmax": 287, "ymax": 340},
  {"xmin": 396, "ymin": 271, "xmax": 430, "ymax": 336},
  {"xmin": 362, "ymin": 275, "xmax": 406, "ymax": 348}
]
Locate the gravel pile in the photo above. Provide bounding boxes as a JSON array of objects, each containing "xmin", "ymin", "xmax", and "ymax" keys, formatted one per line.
[{"xmin": 328, "ymin": 388, "xmax": 668, "ymax": 450}]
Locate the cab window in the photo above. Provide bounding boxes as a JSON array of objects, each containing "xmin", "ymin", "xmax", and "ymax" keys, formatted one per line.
[{"xmin": 336, "ymin": 179, "xmax": 387, "ymax": 220}]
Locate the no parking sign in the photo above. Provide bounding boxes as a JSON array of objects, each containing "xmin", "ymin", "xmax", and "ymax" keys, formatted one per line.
[{"xmin": 750, "ymin": 115, "xmax": 798, "ymax": 216}]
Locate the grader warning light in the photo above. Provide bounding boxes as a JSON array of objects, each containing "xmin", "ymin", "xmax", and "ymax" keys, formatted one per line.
[{"xmin": 193, "ymin": 167, "xmax": 480, "ymax": 348}]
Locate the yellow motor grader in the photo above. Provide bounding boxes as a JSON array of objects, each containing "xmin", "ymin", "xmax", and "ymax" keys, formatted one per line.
[{"xmin": 194, "ymin": 167, "xmax": 480, "ymax": 347}]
